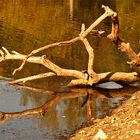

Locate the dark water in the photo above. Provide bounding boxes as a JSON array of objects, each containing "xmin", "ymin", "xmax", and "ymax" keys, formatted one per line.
[{"xmin": 0, "ymin": 0, "xmax": 140, "ymax": 140}]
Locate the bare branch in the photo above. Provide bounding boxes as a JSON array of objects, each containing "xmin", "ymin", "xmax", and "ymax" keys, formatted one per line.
[
  {"xmin": 12, "ymin": 62, "xmax": 26, "ymax": 75},
  {"xmin": 41, "ymin": 55, "xmax": 86, "ymax": 79},
  {"xmin": 106, "ymin": 9, "xmax": 140, "ymax": 67},
  {"xmin": 0, "ymin": 50, "xmax": 5, "ymax": 62},
  {"xmin": 81, "ymin": 5, "xmax": 117, "ymax": 39},
  {"xmin": 12, "ymin": 5, "xmax": 117, "ymax": 75},
  {"xmin": 79, "ymin": 24, "xmax": 85, "ymax": 36},
  {"xmin": 9, "ymin": 72, "xmax": 56, "ymax": 84},
  {"xmin": 5, "ymin": 47, "xmax": 139, "ymax": 86},
  {"xmin": 0, "ymin": 49, "xmax": 86, "ymax": 81},
  {"xmin": 0, "ymin": 5, "xmax": 140, "ymax": 87},
  {"xmin": 11, "ymin": 50, "xmax": 21, "ymax": 55},
  {"xmin": 98, "ymin": 72, "xmax": 140, "ymax": 83},
  {"xmin": 102, "ymin": 5, "xmax": 117, "ymax": 17},
  {"xmin": 2, "ymin": 47, "xmax": 10, "ymax": 55},
  {"xmin": 91, "ymin": 30, "xmax": 105, "ymax": 36},
  {"xmin": 67, "ymin": 79, "xmax": 88, "ymax": 87},
  {"xmin": 67, "ymin": 72, "xmax": 140, "ymax": 87},
  {"xmin": 119, "ymin": 43, "xmax": 140, "ymax": 66},
  {"xmin": 81, "ymin": 38, "xmax": 95, "ymax": 74},
  {"xmin": 12, "ymin": 37, "xmax": 80, "ymax": 75}
]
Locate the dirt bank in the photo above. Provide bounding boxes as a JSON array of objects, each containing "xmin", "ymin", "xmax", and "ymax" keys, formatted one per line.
[{"xmin": 68, "ymin": 90, "xmax": 140, "ymax": 140}]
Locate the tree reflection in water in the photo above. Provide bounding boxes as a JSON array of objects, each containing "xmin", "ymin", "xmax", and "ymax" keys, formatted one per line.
[{"xmin": 0, "ymin": 86, "xmax": 136, "ymax": 124}]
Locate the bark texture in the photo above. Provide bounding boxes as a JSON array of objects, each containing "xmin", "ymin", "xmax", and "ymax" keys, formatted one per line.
[{"xmin": 0, "ymin": 5, "xmax": 140, "ymax": 87}]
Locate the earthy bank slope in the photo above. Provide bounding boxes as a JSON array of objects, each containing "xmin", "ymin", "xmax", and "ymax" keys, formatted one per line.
[{"xmin": 68, "ymin": 91, "xmax": 140, "ymax": 140}]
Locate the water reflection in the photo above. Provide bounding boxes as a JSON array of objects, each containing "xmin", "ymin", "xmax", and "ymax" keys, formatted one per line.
[
  {"xmin": 69, "ymin": 0, "xmax": 74, "ymax": 20},
  {"xmin": 0, "ymin": 79, "xmax": 139, "ymax": 140}
]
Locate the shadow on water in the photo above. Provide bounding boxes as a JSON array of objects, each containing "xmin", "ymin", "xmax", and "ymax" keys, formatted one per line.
[{"xmin": 0, "ymin": 0, "xmax": 140, "ymax": 140}]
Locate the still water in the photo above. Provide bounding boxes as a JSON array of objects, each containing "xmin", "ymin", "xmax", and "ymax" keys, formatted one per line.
[{"xmin": 0, "ymin": 0, "xmax": 140, "ymax": 140}]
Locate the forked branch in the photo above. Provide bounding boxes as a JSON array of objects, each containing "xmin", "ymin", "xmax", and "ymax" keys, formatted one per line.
[
  {"xmin": 12, "ymin": 5, "xmax": 117, "ymax": 75},
  {"xmin": 0, "ymin": 5, "xmax": 140, "ymax": 87}
]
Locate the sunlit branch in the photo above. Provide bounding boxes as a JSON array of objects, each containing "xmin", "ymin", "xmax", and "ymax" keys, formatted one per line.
[
  {"xmin": 107, "ymin": 12, "xmax": 140, "ymax": 67},
  {"xmin": 9, "ymin": 72, "xmax": 56, "ymax": 84},
  {"xmin": 0, "ymin": 5, "xmax": 140, "ymax": 87},
  {"xmin": 12, "ymin": 5, "xmax": 117, "ymax": 75}
]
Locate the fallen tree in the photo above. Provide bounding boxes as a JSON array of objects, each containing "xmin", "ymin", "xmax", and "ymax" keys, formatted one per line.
[{"xmin": 0, "ymin": 5, "xmax": 140, "ymax": 87}]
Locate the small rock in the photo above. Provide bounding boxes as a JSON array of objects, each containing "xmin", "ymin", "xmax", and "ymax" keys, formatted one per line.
[
  {"xmin": 79, "ymin": 130, "xmax": 86, "ymax": 134},
  {"xmin": 115, "ymin": 123, "xmax": 119, "ymax": 127},
  {"xmin": 135, "ymin": 130, "xmax": 140, "ymax": 135},
  {"xmin": 86, "ymin": 133, "xmax": 90, "ymax": 136},
  {"xmin": 92, "ymin": 129, "xmax": 108, "ymax": 140},
  {"xmin": 124, "ymin": 135, "xmax": 129, "ymax": 138},
  {"xmin": 137, "ymin": 111, "xmax": 140, "ymax": 115},
  {"xmin": 137, "ymin": 106, "xmax": 140, "ymax": 109},
  {"xmin": 111, "ymin": 135, "xmax": 115, "ymax": 139},
  {"xmin": 111, "ymin": 118, "xmax": 116, "ymax": 123},
  {"xmin": 131, "ymin": 96, "xmax": 136, "ymax": 100},
  {"xmin": 131, "ymin": 120, "xmax": 137, "ymax": 124}
]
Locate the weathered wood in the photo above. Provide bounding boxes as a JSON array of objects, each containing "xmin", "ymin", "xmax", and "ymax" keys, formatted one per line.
[
  {"xmin": 12, "ymin": 5, "xmax": 117, "ymax": 75},
  {"xmin": 107, "ymin": 13, "xmax": 140, "ymax": 67},
  {"xmin": 0, "ymin": 5, "xmax": 140, "ymax": 87}
]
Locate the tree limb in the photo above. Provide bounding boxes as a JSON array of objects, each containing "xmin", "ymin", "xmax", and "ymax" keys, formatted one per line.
[
  {"xmin": 0, "ymin": 5, "xmax": 140, "ymax": 87},
  {"xmin": 0, "ymin": 49, "xmax": 86, "ymax": 80},
  {"xmin": 106, "ymin": 11, "xmax": 140, "ymax": 67},
  {"xmin": 9, "ymin": 72, "xmax": 56, "ymax": 84},
  {"xmin": 12, "ymin": 5, "xmax": 117, "ymax": 75}
]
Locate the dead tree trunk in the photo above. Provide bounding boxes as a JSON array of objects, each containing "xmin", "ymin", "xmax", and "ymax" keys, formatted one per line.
[{"xmin": 0, "ymin": 5, "xmax": 140, "ymax": 87}]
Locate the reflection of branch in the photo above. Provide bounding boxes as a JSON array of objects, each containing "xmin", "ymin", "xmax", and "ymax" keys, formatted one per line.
[
  {"xmin": 17, "ymin": 84, "xmax": 55, "ymax": 94},
  {"xmin": 0, "ymin": 96, "xmax": 60, "ymax": 123},
  {"xmin": 87, "ymin": 94, "xmax": 94, "ymax": 120},
  {"xmin": 0, "ymin": 87, "xmax": 136, "ymax": 123},
  {"xmin": 69, "ymin": 0, "xmax": 74, "ymax": 20},
  {"xmin": 0, "ymin": 89, "xmax": 89, "ymax": 123},
  {"xmin": 81, "ymin": 94, "xmax": 89, "ymax": 107}
]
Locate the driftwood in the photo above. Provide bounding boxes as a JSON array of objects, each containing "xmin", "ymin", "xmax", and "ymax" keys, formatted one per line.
[{"xmin": 0, "ymin": 5, "xmax": 140, "ymax": 87}]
